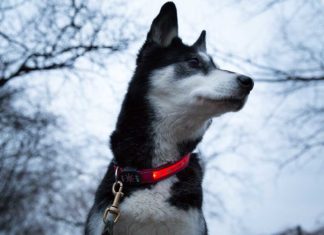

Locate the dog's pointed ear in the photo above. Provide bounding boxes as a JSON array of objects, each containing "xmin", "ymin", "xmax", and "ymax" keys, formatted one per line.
[
  {"xmin": 147, "ymin": 2, "xmax": 178, "ymax": 47},
  {"xmin": 193, "ymin": 30, "xmax": 206, "ymax": 52}
]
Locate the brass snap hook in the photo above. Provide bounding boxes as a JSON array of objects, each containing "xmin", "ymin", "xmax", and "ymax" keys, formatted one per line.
[{"xmin": 103, "ymin": 181, "xmax": 124, "ymax": 224}]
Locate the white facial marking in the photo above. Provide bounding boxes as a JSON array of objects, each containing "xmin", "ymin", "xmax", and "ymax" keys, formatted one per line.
[
  {"xmin": 149, "ymin": 67, "xmax": 210, "ymax": 166},
  {"xmin": 150, "ymin": 65, "xmax": 245, "ymax": 111},
  {"xmin": 148, "ymin": 65, "xmax": 247, "ymax": 165}
]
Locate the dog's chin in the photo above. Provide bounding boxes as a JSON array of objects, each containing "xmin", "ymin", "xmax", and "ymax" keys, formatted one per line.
[{"xmin": 196, "ymin": 96, "xmax": 248, "ymax": 112}]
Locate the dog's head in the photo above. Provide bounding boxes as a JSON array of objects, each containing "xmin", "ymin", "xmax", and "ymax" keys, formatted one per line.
[{"xmin": 135, "ymin": 2, "xmax": 253, "ymax": 119}]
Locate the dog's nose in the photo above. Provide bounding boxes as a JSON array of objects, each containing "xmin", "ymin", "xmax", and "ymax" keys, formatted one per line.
[{"xmin": 237, "ymin": 75, "xmax": 254, "ymax": 90}]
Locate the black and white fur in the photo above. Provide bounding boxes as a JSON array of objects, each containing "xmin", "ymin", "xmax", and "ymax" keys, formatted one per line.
[{"xmin": 85, "ymin": 2, "xmax": 253, "ymax": 235}]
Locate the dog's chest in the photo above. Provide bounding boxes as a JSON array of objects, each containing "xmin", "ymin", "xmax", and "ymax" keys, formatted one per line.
[{"xmin": 112, "ymin": 177, "xmax": 204, "ymax": 235}]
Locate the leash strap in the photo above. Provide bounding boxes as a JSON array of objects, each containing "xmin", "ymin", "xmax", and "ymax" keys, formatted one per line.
[
  {"xmin": 102, "ymin": 181, "xmax": 124, "ymax": 235},
  {"xmin": 102, "ymin": 214, "xmax": 114, "ymax": 235}
]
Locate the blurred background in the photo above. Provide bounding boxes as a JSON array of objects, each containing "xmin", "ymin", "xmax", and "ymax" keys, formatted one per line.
[{"xmin": 0, "ymin": 0, "xmax": 323, "ymax": 234}]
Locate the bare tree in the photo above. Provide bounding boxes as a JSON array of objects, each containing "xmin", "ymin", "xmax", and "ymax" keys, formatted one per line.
[
  {"xmin": 253, "ymin": 0, "xmax": 323, "ymax": 168},
  {"xmin": 0, "ymin": 88, "xmax": 68, "ymax": 234},
  {"xmin": 0, "ymin": 0, "xmax": 131, "ymax": 87},
  {"xmin": 274, "ymin": 225, "xmax": 324, "ymax": 235},
  {"xmin": 0, "ymin": 0, "xmax": 134, "ymax": 234},
  {"xmin": 197, "ymin": 0, "xmax": 324, "ymax": 229},
  {"xmin": 208, "ymin": 0, "xmax": 324, "ymax": 168}
]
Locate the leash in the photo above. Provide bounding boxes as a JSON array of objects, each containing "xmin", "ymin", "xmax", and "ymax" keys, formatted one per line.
[
  {"xmin": 102, "ymin": 213, "xmax": 114, "ymax": 235},
  {"xmin": 102, "ymin": 180, "xmax": 124, "ymax": 235}
]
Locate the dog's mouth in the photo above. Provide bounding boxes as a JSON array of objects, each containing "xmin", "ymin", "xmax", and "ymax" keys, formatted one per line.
[
  {"xmin": 196, "ymin": 95, "xmax": 248, "ymax": 111},
  {"xmin": 196, "ymin": 96, "xmax": 245, "ymax": 104}
]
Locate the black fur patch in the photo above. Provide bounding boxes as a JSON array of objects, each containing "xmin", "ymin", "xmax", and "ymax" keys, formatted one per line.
[{"xmin": 168, "ymin": 153, "xmax": 204, "ymax": 210}]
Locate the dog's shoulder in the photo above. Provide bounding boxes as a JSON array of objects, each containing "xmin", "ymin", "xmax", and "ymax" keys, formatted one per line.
[
  {"xmin": 168, "ymin": 153, "xmax": 205, "ymax": 210},
  {"xmin": 113, "ymin": 155, "xmax": 207, "ymax": 235},
  {"xmin": 86, "ymin": 154, "xmax": 207, "ymax": 235}
]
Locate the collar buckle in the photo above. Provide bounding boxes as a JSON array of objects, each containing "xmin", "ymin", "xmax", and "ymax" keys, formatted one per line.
[{"xmin": 119, "ymin": 168, "xmax": 142, "ymax": 185}]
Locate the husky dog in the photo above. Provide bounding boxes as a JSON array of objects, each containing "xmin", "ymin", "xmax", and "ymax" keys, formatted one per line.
[{"xmin": 85, "ymin": 2, "xmax": 253, "ymax": 235}]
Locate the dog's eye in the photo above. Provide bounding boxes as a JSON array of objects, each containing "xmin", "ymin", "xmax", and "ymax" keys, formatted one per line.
[{"xmin": 187, "ymin": 58, "xmax": 200, "ymax": 68}]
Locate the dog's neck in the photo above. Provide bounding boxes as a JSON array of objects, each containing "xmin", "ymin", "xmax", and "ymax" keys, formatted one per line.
[
  {"xmin": 110, "ymin": 94, "xmax": 210, "ymax": 169},
  {"xmin": 151, "ymin": 112, "xmax": 210, "ymax": 167}
]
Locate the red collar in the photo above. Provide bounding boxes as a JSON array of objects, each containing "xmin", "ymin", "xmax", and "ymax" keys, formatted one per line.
[{"xmin": 114, "ymin": 154, "xmax": 191, "ymax": 185}]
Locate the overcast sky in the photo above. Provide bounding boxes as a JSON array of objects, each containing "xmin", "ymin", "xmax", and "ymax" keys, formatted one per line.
[{"xmin": 27, "ymin": 0, "xmax": 324, "ymax": 234}]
